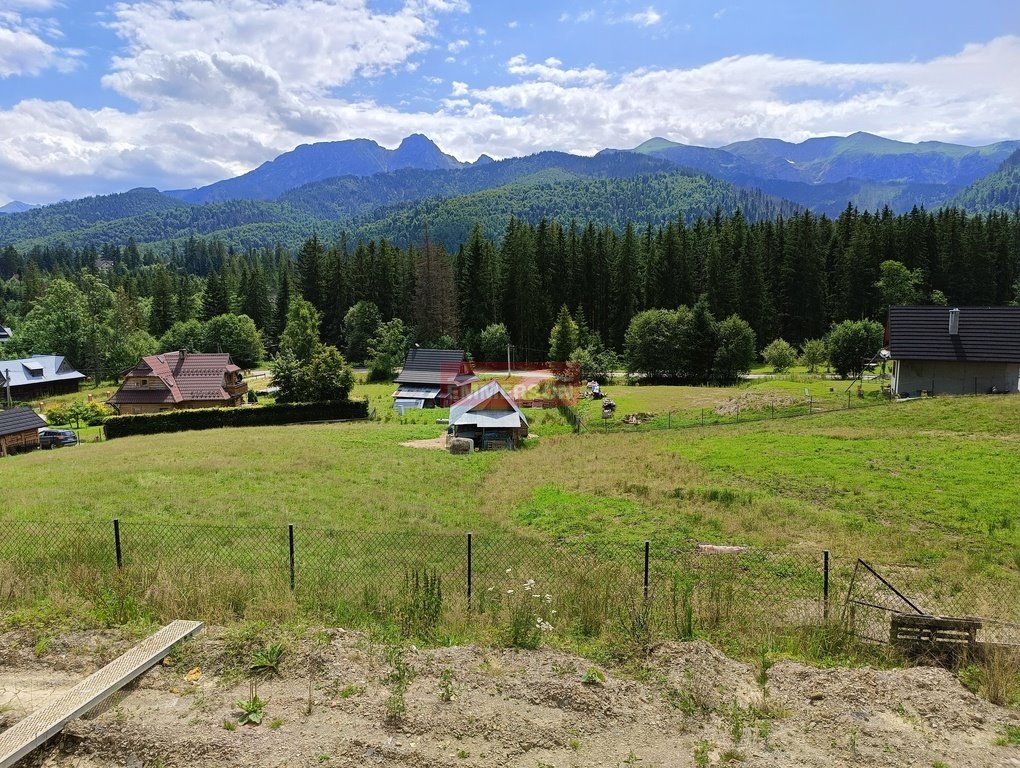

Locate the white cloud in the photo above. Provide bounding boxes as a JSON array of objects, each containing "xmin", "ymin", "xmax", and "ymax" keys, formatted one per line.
[
  {"xmin": 507, "ymin": 20, "xmax": 518, "ymax": 29},
  {"xmin": 559, "ymin": 10, "xmax": 595, "ymax": 24},
  {"xmin": 621, "ymin": 6, "xmax": 662, "ymax": 27},
  {"xmin": 0, "ymin": 6, "xmax": 80, "ymax": 77},
  {"xmin": 2, "ymin": 23, "xmax": 1020, "ymax": 204},
  {"xmin": 447, "ymin": 38, "xmax": 469, "ymax": 53},
  {"xmin": 506, "ymin": 54, "xmax": 608, "ymax": 85}
]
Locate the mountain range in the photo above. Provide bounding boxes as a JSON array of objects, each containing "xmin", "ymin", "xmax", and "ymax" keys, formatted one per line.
[{"xmin": 1, "ymin": 132, "xmax": 1017, "ymax": 253}]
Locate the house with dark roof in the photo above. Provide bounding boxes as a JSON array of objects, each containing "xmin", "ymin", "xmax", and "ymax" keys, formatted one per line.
[
  {"xmin": 0, "ymin": 326, "xmax": 12, "ymax": 344},
  {"xmin": 393, "ymin": 348, "xmax": 478, "ymax": 409},
  {"xmin": 888, "ymin": 306, "xmax": 1020, "ymax": 396},
  {"xmin": 0, "ymin": 354, "xmax": 86, "ymax": 401},
  {"xmin": 0, "ymin": 406, "xmax": 47, "ymax": 455},
  {"xmin": 449, "ymin": 380, "xmax": 528, "ymax": 450},
  {"xmin": 108, "ymin": 351, "xmax": 248, "ymax": 414}
]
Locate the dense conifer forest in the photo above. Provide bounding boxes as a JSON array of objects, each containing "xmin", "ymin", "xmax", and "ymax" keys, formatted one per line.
[{"xmin": 1, "ymin": 204, "xmax": 1017, "ymax": 381}]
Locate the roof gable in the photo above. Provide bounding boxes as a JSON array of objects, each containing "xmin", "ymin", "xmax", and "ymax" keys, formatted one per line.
[
  {"xmin": 451, "ymin": 380, "xmax": 528, "ymax": 427},
  {"xmin": 888, "ymin": 306, "xmax": 1020, "ymax": 362}
]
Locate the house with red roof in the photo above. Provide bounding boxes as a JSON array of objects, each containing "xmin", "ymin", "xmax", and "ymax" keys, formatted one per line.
[{"xmin": 108, "ymin": 351, "xmax": 248, "ymax": 415}]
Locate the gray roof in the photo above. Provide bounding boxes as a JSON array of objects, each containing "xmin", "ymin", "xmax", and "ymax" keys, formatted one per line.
[
  {"xmin": 0, "ymin": 355, "xmax": 86, "ymax": 388},
  {"xmin": 0, "ymin": 326, "xmax": 11, "ymax": 342},
  {"xmin": 888, "ymin": 306, "xmax": 1020, "ymax": 363},
  {"xmin": 454, "ymin": 411, "xmax": 525, "ymax": 429},
  {"xmin": 394, "ymin": 348, "xmax": 479, "ymax": 386},
  {"xmin": 0, "ymin": 406, "xmax": 47, "ymax": 437},
  {"xmin": 451, "ymin": 380, "xmax": 528, "ymax": 429},
  {"xmin": 393, "ymin": 385, "xmax": 441, "ymax": 399}
]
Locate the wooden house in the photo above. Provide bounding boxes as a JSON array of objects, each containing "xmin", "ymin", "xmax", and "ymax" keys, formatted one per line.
[
  {"xmin": 888, "ymin": 306, "xmax": 1020, "ymax": 397},
  {"xmin": 449, "ymin": 380, "xmax": 528, "ymax": 450},
  {"xmin": 0, "ymin": 354, "xmax": 86, "ymax": 401},
  {"xmin": 393, "ymin": 348, "xmax": 479, "ymax": 409},
  {"xmin": 0, "ymin": 406, "xmax": 46, "ymax": 455},
  {"xmin": 108, "ymin": 351, "xmax": 248, "ymax": 414}
]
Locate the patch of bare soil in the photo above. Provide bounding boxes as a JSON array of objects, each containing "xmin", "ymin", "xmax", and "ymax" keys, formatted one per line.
[
  {"xmin": 1, "ymin": 628, "xmax": 1017, "ymax": 768},
  {"xmin": 400, "ymin": 435, "xmax": 448, "ymax": 450},
  {"xmin": 714, "ymin": 392, "xmax": 801, "ymax": 417}
]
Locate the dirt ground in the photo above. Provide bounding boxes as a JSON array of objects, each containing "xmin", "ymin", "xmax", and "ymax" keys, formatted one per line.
[
  {"xmin": 1, "ymin": 627, "xmax": 1018, "ymax": 768},
  {"xmin": 400, "ymin": 435, "xmax": 448, "ymax": 450}
]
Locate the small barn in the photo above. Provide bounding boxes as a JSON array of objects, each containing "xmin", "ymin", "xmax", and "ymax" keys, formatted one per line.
[
  {"xmin": 393, "ymin": 348, "xmax": 478, "ymax": 409},
  {"xmin": 450, "ymin": 380, "xmax": 528, "ymax": 450},
  {"xmin": 888, "ymin": 306, "xmax": 1020, "ymax": 397},
  {"xmin": 0, "ymin": 406, "xmax": 46, "ymax": 456},
  {"xmin": 0, "ymin": 354, "xmax": 86, "ymax": 401},
  {"xmin": 0, "ymin": 326, "xmax": 12, "ymax": 344}
]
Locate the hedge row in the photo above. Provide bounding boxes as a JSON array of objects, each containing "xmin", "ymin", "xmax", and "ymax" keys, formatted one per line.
[{"xmin": 103, "ymin": 400, "xmax": 369, "ymax": 439}]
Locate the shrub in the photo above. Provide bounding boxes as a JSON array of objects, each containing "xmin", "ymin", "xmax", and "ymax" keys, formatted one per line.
[
  {"xmin": 799, "ymin": 338, "xmax": 827, "ymax": 373},
  {"xmin": 826, "ymin": 319, "xmax": 884, "ymax": 379},
  {"xmin": 761, "ymin": 338, "xmax": 797, "ymax": 373}
]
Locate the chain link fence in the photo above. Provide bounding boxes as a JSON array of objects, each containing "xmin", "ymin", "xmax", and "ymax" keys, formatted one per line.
[{"xmin": 1, "ymin": 520, "xmax": 1016, "ymax": 650}]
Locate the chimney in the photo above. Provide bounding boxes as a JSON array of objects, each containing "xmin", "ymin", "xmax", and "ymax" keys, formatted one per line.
[{"xmin": 948, "ymin": 308, "xmax": 960, "ymax": 336}]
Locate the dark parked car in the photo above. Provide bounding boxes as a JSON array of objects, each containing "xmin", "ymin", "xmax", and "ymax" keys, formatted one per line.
[{"xmin": 38, "ymin": 428, "xmax": 78, "ymax": 449}]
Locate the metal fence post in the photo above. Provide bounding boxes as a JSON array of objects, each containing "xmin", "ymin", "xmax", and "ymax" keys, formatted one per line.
[
  {"xmin": 113, "ymin": 518, "xmax": 123, "ymax": 570},
  {"xmin": 823, "ymin": 549, "xmax": 830, "ymax": 621},
  {"xmin": 467, "ymin": 532, "xmax": 473, "ymax": 608},
  {"xmin": 288, "ymin": 524, "xmax": 295, "ymax": 592},
  {"xmin": 643, "ymin": 540, "xmax": 650, "ymax": 600}
]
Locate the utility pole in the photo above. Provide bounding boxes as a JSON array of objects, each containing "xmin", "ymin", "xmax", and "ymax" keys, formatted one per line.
[
  {"xmin": 507, "ymin": 343, "xmax": 511, "ymax": 377},
  {"xmin": 4, "ymin": 368, "xmax": 10, "ymax": 408}
]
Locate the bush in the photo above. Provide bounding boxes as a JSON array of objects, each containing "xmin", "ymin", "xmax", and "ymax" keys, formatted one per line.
[
  {"xmin": 104, "ymin": 400, "xmax": 368, "ymax": 439},
  {"xmin": 713, "ymin": 315, "xmax": 756, "ymax": 382},
  {"xmin": 761, "ymin": 338, "xmax": 797, "ymax": 373},
  {"xmin": 826, "ymin": 319, "xmax": 884, "ymax": 379},
  {"xmin": 799, "ymin": 338, "xmax": 827, "ymax": 373}
]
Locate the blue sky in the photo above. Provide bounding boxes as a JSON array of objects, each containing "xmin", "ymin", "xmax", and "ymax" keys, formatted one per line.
[{"xmin": 1, "ymin": 0, "xmax": 1019, "ymax": 204}]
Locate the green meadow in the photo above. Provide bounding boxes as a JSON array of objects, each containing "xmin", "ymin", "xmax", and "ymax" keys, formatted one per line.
[{"xmin": 1, "ymin": 389, "xmax": 1017, "ymax": 661}]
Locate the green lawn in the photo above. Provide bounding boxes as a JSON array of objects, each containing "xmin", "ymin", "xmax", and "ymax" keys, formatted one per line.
[
  {"xmin": 576, "ymin": 375, "xmax": 887, "ymax": 429},
  {"xmin": 2, "ymin": 389, "xmax": 1017, "ymax": 660}
]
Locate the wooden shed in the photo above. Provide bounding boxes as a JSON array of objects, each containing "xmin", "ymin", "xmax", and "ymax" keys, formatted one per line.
[
  {"xmin": 450, "ymin": 380, "xmax": 528, "ymax": 450},
  {"xmin": 0, "ymin": 406, "xmax": 46, "ymax": 456}
]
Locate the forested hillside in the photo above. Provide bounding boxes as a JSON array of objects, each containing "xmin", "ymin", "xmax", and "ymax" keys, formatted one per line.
[
  {"xmin": 0, "ymin": 162, "xmax": 795, "ymax": 254},
  {"xmin": 2, "ymin": 205, "xmax": 1016, "ymax": 384},
  {"xmin": 952, "ymin": 150, "xmax": 1020, "ymax": 212},
  {"xmin": 355, "ymin": 171, "xmax": 801, "ymax": 247}
]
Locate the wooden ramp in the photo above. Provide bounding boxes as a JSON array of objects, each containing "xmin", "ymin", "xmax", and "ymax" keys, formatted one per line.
[{"xmin": 0, "ymin": 619, "xmax": 203, "ymax": 768}]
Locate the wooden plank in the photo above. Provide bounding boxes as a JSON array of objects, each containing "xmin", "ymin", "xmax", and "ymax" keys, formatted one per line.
[{"xmin": 0, "ymin": 620, "xmax": 202, "ymax": 768}]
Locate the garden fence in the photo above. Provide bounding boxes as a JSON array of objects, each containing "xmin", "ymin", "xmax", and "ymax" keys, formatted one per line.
[{"xmin": 1, "ymin": 519, "xmax": 1016, "ymax": 649}]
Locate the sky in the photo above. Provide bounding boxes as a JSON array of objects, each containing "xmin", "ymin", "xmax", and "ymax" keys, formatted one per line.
[{"xmin": 1, "ymin": 0, "xmax": 1019, "ymax": 205}]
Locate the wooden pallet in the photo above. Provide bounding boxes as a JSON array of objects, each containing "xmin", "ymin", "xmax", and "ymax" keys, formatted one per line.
[
  {"xmin": 0, "ymin": 619, "xmax": 203, "ymax": 768},
  {"xmin": 890, "ymin": 613, "xmax": 982, "ymax": 649}
]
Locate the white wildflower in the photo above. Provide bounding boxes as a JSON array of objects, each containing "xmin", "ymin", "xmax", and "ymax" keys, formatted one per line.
[
  {"xmin": 505, "ymin": 567, "xmax": 512, "ymax": 574},
  {"xmin": 523, "ymin": 578, "xmax": 536, "ymax": 591},
  {"xmin": 507, "ymin": 589, "xmax": 514, "ymax": 594},
  {"xmin": 543, "ymin": 594, "xmax": 552, "ymax": 603}
]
